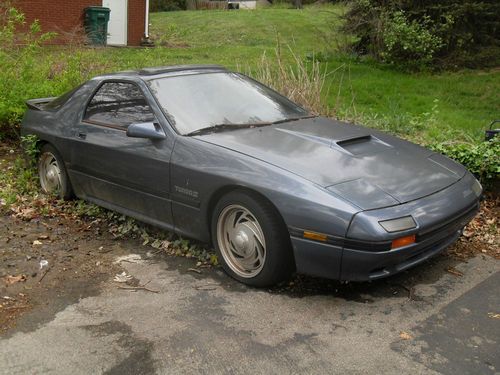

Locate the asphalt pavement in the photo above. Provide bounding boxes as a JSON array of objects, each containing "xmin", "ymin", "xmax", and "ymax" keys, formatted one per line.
[{"xmin": 1, "ymin": 245, "xmax": 498, "ymax": 375}]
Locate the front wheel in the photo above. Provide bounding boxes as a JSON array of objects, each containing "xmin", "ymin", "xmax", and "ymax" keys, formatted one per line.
[
  {"xmin": 38, "ymin": 144, "xmax": 73, "ymax": 200},
  {"xmin": 211, "ymin": 190, "xmax": 294, "ymax": 287}
]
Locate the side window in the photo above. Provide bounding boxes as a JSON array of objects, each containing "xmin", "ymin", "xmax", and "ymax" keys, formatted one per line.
[{"xmin": 84, "ymin": 82, "xmax": 156, "ymax": 128}]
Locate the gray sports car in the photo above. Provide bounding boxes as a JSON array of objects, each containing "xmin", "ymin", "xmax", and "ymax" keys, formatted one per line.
[{"xmin": 21, "ymin": 65, "xmax": 482, "ymax": 286}]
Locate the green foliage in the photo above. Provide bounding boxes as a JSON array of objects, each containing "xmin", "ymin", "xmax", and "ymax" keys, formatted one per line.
[
  {"xmin": 429, "ymin": 138, "xmax": 500, "ymax": 187},
  {"xmin": 20, "ymin": 134, "xmax": 40, "ymax": 166},
  {"xmin": 0, "ymin": 5, "xmax": 56, "ymax": 139},
  {"xmin": 380, "ymin": 11, "xmax": 444, "ymax": 69},
  {"xmin": 0, "ymin": 156, "xmax": 38, "ymax": 208},
  {"xmin": 150, "ymin": 0, "xmax": 187, "ymax": 12},
  {"xmin": 0, "ymin": 5, "xmax": 497, "ymax": 143},
  {"xmin": 343, "ymin": 0, "xmax": 500, "ymax": 70}
]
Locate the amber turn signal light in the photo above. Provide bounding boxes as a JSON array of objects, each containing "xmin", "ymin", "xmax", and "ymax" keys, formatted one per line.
[
  {"xmin": 303, "ymin": 231, "xmax": 328, "ymax": 242},
  {"xmin": 391, "ymin": 234, "xmax": 416, "ymax": 249}
]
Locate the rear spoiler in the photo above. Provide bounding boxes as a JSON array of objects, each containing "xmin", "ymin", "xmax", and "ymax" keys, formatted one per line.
[{"xmin": 26, "ymin": 97, "xmax": 56, "ymax": 110}]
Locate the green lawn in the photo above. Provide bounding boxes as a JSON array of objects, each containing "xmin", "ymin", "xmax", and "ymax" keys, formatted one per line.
[
  {"xmin": 145, "ymin": 7, "xmax": 499, "ymax": 140},
  {"xmin": 2, "ymin": 5, "xmax": 499, "ymax": 141}
]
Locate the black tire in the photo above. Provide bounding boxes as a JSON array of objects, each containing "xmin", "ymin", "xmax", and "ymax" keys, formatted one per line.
[
  {"xmin": 38, "ymin": 144, "xmax": 74, "ymax": 200},
  {"xmin": 211, "ymin": 190, "xmax": 295, "ymax": 287}
]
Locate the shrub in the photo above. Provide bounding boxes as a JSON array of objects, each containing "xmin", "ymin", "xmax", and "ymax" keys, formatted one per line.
[
  {"xmin": 380, "ymin": 11, "xmax": 444, "ymax": 69},
  {"xmin": 0, "ymin": 6, "xmax": 112, "ymax": 140},
  {"xmin": 429, "ymin": 138, "xmax": 500, "ymax": 188},
  {"xmin": 0, "ymin": 5, "xmax": 55, "ymax": 139},
  {"xmin": 150, "ymin": 0, "xmax": 187, "ymax": 12},
  {"xmin": 342, "ymin": 0, "xmax": 500, "ymax": 70}
]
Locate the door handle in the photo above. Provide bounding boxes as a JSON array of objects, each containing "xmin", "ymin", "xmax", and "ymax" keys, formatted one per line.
[{"xmin": 77, "ymin": 132, "xmax": 87, "ymax": 139}]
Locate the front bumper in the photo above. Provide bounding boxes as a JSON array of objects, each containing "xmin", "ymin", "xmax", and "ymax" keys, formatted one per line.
[
  {"xmin": 290, "ymin": 173, "xmax": 481, "ymax": 281},
  {"xmin": 292, "ymin": 229, "xmax": 461, "ymax": 281}
]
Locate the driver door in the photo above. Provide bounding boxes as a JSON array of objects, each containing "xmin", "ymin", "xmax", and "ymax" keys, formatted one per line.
[{"xmin": 68, "ymin": 80, "xmax": 174, "ymax": 226}]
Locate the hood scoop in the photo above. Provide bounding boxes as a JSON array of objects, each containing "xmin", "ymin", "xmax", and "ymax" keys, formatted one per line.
[
  {"xmin": 334, "ymin": 135, "xmax": 392, "ymax": 156},
  {"xmin": 275, "ymin": 129, "xmax": 393, "ymax": 156}
]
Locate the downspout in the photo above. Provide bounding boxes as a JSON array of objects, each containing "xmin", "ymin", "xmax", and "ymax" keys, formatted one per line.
[
  {"xmin": 144, "ymin": 0, "xmax": 150, "ymax": 38},
  {"xmin": 141, "ymin": 0, "xmax": 153, "ymax": 45}
]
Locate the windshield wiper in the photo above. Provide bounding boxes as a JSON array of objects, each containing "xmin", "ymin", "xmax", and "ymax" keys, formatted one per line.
[
  {"xmin": 185, "ymin": 122, "xmax": 271, "ymax": 136},
  {"xmin": 270, "ymin": 114, "xmax": 318, "ymax": 125},
  {"xmin": 185, "ymin": 115, "xmax": 319, "ymax": 137}
]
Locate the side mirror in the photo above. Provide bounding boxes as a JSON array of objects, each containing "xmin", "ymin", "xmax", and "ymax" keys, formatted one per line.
[{"xmin": 127, "ymin": 122, "xmax": 166, "ymax": 140}]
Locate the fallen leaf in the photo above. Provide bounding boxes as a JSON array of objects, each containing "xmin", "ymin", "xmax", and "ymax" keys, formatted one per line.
[
  {"xmin": 399, "ymin": 331, "xmax": 412, "ymax": 340},
  {"xmin": 32, "ymin": 240, "xmax": 43, "ymax": 246},
  {"xmin": 3, "ymin": 274, "xmax": 27, "ymax": 286},
  {"xmin": 462, "ymin": 230, "xmax": 474, "ymax": 238}
]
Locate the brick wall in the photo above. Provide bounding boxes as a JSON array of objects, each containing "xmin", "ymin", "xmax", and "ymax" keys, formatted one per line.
[
  {"xmin": 128, "ymin": 0, "xmax": 146, "ymax": 46},
  {"xmin": 16, "ymin": 0, "xmax": 101, "ymax": 44},
  {"xmin": 15, "ymin": 0, "xmax": 146, "ymax": 46}
]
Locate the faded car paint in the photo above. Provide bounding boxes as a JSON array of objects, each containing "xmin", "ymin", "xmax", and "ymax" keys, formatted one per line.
[{"xmin": 21, "ymin": 65, "xmax": 482, "ymax": 281}]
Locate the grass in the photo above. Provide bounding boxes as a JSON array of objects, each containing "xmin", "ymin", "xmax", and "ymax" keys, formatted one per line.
[
  {"xmin": 1, "ymin": 4, "xmax": 499, "ymax": 142},
  {"xmin": 150, "ymin": 5, "xmax": 337, "ymax": 50},
  {"xmin": 121, "ymin": 6, "xmax": 499, "ymax": 140},
  {"xmin": 149, "ymin": 7, "xmax": 499, "ymax": 140}
]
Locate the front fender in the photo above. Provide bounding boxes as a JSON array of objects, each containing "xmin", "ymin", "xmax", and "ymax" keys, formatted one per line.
[{"xmin": 170, "ymin": 136, "xmax": 359, "ymax": 243}]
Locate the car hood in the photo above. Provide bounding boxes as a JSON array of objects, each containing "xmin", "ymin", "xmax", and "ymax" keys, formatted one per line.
[{"xmin": 197, "ymin": 117, "xmax": 466, "ymax": 210}]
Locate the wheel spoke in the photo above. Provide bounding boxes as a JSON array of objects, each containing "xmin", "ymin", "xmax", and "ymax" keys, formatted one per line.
[
  {"xmin": 216, "ymin": 204, "xmax": 267, "ymax": 278},
  {"xmin": 241, "ymin": 221, "xmax": 265, "ymax": 249}
]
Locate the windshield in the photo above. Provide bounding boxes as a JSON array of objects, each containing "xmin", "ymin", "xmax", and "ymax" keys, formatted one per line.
[{"xmin": 148, "ymin": 72, "xmax": 309, "ymax": 135}]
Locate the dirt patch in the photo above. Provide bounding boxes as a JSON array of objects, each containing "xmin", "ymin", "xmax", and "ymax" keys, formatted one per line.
[
  {"xmin": 447, "ymin": 194, "xmax": 500, "ymax": 261},
  {"xmin": 0, "ymin": 214, "xmax": 124, "ymax": 333}
]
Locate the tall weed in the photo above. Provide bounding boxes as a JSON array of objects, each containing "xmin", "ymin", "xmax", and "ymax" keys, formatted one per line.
[{"xmin": 249, "ymin": 43, "xmax": 335, "ymax": 116}]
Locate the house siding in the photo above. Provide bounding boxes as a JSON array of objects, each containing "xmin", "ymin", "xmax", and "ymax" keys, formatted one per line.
[{"xmin": 15, "ymin": 0, "xmax": 146, "ymax": 46}]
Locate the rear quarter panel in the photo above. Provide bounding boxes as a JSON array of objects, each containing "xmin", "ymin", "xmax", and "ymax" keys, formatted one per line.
[{"xmin": 21, "ymin": 81, "xmax": 99, "ymax": 164}]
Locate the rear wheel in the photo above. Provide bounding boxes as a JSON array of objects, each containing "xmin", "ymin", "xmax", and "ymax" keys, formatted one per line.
[
  {"xmin": 211, "ymin": 190, "xmax": 294, "ymax": 287},
  {"xmin": 38, "ymin": 144, "xmax": 73, "ymax": 200}
]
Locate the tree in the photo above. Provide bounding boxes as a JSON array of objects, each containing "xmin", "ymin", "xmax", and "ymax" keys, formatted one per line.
[{"xmin": 342, "ymin": 0, "xmax": 500, "ymax": 70}]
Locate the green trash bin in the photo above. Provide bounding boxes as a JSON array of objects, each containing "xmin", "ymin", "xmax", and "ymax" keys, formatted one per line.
[{"xmin": 84, "ymin": 6, "xmax": 110, "ymax": 46}]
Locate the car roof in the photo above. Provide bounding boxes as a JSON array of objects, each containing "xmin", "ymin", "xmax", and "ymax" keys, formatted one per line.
[{"xmin": 93, "ymin": 65, "xmax": 229, "ymax": 82}]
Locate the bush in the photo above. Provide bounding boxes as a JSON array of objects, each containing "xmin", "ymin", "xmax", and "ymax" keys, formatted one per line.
[
  {"xmin": 429, "ymin": 138, "xmax": 500, "ymax": 188},
  {"xmin": 150, "ymin": 0, "xmax": 186, "ymax": 11},
  {"xmin": 0, "ymin": 6, "xmax": 112, "ymax": 140},
  {"xmin": 380, "ymin": 11, "xmax": 444, "ymax": 69},
  {"xmin": 0, "ymin": 5, "xmax": 55, "ymax": 139},
  {"xmin": 342, "ymin": 0, "xmax": 500, "ymax": 70}
]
